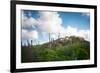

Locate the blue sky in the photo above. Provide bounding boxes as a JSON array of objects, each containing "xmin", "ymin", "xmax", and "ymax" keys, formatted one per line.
[
  {"xmin": 59, "ymin": 12, "xmax": 90, "ymax": 30},
  {"xmin": 23, "ymin": 10, "xmax": 90, "ymax": 30},
  {"xmin": 21, "ymin": 10, "xmax": 90, "ymax": 45}
]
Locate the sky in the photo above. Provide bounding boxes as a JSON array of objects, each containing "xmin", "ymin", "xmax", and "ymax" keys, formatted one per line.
[{"xmin": 21, "ymin": 10, "xmax": 90, "ymax": 46}]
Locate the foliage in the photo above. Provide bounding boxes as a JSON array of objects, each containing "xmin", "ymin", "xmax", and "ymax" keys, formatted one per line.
[{"xmin": 21, "ymin": 36, "xmax": 90, "ymax": 63}]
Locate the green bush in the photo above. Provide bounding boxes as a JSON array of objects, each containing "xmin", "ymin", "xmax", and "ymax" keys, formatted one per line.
[{"xmin": 22, "ymin": 37, "xmax": 90, "ymax": 62}]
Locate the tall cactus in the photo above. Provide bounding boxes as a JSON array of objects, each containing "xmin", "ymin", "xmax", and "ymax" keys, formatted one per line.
[
  {"xmin": 58, "ymin": 33, "xmax": 61, "ymax": 39},
  {"xmin": 31, "ymin": 40, "xmax": 33, "ymax": 46},
  {"xmin": 48, "ymin": 33, "xmax": 51, "ymax": 48}
]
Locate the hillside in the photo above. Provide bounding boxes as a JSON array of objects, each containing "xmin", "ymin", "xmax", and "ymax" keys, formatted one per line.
[{"xmin": 21, "ymin": 36, "xmax": 90, "ymax": 63}]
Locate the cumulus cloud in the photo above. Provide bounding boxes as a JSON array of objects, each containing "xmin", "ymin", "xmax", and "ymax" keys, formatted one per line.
[
  {"xmin": 65, "ymin": 26, "xmax": 78, "ymax": 36},
  {"xmin": 21, "ymin": 29, "xmax": 38, "ymax": 40},
  {"xmin": 37, "ymin": 11, "xmax": 64, "ymax": 33},
  {"xmin": 22, "ymin": 11, "xmax": 38, "ymax": 30},
  {"xmin": 21, "ymin": 11, "xmax": 39, "ymax": 43},
  {"xmin": 65, "ymin": 26, "xmax": 90, "ymax": 41},
  {"xmin": 22, "ymin": 17, "xmax": 37, "ymax": 29},
  {"xmin": 47, "ymin": 25, "xmax": 90, "ymax": 41},
  {"xmin": 21, "ymin": 29, "xmax": 28, "ymax": 40},
  {"xmin": 77, "ymin": 30, "xmax": 90, "ymax": 41}
]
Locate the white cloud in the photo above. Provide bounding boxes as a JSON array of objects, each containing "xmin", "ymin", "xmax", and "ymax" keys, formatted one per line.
[
  {"xmin": 21, "ymin": 11, "xmax": 39, "ymax": 43},
  {"xmin": 77, "ymin": 30, "xmax": 90, "ymax": 41},
  {"xmin": 28, "ymin": 30, "xmax": 38, "ymax": 40},
  {"xmin": 21, "ymin": 29, "xmax": 28, "ymax": 40},
  {"xmin": 37, "ymin": 11, "xmax": 64, "ymax": 33},
  {"xmin": 82, "ymin": 13, "xmax": 90, "ymax": 17},
  {"xmin": 22, "ymin": 29, "xmax": 38, "ymax": 40},
  {"xmin": 65, "ymin": 26, "xmax": 90, "ymax": 41},
  {"xmin": 65, "ymin": 26, "xmax": 78, "ymax": 36},
  {"xmin": 22, "ymin": 11, "xmax": 37, "ymax": 30}
]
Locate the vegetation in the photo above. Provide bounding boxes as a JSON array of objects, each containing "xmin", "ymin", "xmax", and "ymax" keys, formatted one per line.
[{"xmin": 21, "ymin": 36, "xmax": 90, "ymax": 63}]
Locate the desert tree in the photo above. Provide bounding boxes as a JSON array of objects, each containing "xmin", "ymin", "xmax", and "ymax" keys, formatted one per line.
[
  {"xmin": 48, "ymin": 33, "xmax": 51, "ymax": 43},
  {"xmin": 21, "ymin": 41, "xmax": 23, "ymax": 46},
  {"xmin": 48, "ymin": 33, "xmax": 51, "ymax": 48}
]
